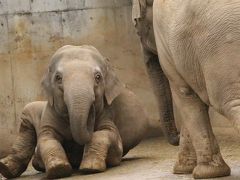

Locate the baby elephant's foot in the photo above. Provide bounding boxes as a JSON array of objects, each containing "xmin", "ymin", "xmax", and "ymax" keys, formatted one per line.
[
  {"xmin": 0, "ymin": 156, "xmax": 27, "ymax": 178},
  {"xmin": 193, "ymin": 154, "xmax": 230, "ymax": 179},
  {"xmin": 80, "ymin": 154, "xmax": 106, "ymax": 173},
  {"xmin": 46, "ymin": 158, "xmax": 72, "ymax": 179}
]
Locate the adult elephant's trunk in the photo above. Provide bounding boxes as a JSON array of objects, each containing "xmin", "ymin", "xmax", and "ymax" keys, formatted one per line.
[
  {"xmin": 64, "ymin": 79, "xmax": 95, "ymax": 145},
  {"xmin": 146, "ymin": 55, "xmax": 179, "ymax": 146}
]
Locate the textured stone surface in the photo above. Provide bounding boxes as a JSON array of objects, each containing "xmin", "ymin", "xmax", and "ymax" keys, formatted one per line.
[
  {"xmin": 85, "ymin": 0, "xmax": 115, "ymax": 8},
  {"xmin": 0, "ymin": 15, "xmax": 8, "ymax": 53},
  {"xmin": 7, "ymin": 0, "xmax": 31, "ymax": 14},
  {"xmin": 30, "ymin": 0, "xmax": 67, "ymax": 13},
  {"xmin": 0, "ymin": 0, "xmax": 8, "ymax": 15},
  {"xmin": 65, "ymin": 0, "xmax": 85, "ymax": 10},
  {"xmin": 0, "ymin": 0, "xmax": 131, "ymax": 15},
  {"xmin": 0, "ymin": 16, "xmax": 15, "ymax": 132}
]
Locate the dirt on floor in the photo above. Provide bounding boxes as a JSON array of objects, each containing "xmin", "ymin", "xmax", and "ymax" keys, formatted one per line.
[{"xmin": 2, "ymin": 127, "xmax": 240, "ymax": 180}]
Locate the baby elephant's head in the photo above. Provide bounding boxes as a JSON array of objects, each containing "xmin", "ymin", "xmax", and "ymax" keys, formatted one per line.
[{"xmin": 42, "ymin": 45, "xmax": 124, "ymax": 145}]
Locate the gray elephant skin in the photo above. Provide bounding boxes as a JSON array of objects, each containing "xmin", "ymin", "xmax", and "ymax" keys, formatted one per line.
[
  {"xmin": 0, "ymin": 45, "xmax": 149, "ymax": 179},
  {"xmin": 132, "ymin": 0, "xmax": 240, "ymax": 179}
]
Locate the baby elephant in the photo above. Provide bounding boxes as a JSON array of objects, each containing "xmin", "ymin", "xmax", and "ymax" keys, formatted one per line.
[{"xmin": 0, "ymin": 45, "xmax": 149, "ymax": 179}]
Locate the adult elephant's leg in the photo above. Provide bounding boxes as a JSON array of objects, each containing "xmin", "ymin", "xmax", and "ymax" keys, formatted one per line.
[
  {"xmin": 38, "ymin": 130, "xmax": 72, "ymax": 179},
  {"xmin": 171, "ymin": 84, "xmax": 230, "ymax": 179},
  {"xmin": 0, "ymin": 110, "xmax": 37, "ymax": 178},
  {"xmin": 173, "ymin": 102, "xmax": 197, "ymax": 174},
  {"xmin": 193, "ymin": 110, "xmax": 230, "ymax": 179},
  {"xmin": 173, "ymin": 125, "xmax": 197, "ymax": 174},
  {"xmin": 80, "ymin": 121, "xmax": 123, "ymax": 173},
  {"xmin": 143, "ymin": 49, "xmax": 179, "ymax": 145}
]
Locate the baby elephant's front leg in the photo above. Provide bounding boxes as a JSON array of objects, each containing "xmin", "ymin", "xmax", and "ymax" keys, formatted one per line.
[
  {"xmin": 38, "ymin": 130, "xmax": 72, "ymax": 179},
  {"xmin": 80, "ymin": 123, "xmax": 123, "ymax": 173}
]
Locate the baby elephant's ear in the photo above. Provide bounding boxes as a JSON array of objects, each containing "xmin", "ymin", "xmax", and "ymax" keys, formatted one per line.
[
  {"xmin": 41, "ymin": 68, "xmax": 54, "ymax": 106},
  {"xmin": 104, "ymin": 59, "xmax": 125, "ymax": 105}
]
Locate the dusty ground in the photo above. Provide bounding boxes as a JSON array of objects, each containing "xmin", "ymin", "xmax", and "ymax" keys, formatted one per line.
[{"xmin": 2, "ymin": 127, "xmax": 240, "ymax": 180}]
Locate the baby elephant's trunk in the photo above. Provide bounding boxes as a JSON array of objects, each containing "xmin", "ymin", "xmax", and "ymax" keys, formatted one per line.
[{"xmin": 64, "ymin": 80, "xmax": 95, "ymax": 145}]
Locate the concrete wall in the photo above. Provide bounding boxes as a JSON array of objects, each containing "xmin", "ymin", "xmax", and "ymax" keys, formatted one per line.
[{"xmin": 0, "ymin": 0, "xmax": 231, "ymax": 156}]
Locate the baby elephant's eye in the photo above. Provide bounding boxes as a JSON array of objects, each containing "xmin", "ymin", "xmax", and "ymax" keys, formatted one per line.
[
  {"xmin": 95, "ymin": 73, "xmax": 102, "ymax": 84},
  {"xmin": 55, "ymin": 74, "xmax": 62, "ymax": 84}
]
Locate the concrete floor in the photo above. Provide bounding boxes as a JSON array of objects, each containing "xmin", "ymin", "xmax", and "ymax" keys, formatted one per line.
[{"xmin": 3, "ymin": 127, "xmax": 240, "ymax": 180}]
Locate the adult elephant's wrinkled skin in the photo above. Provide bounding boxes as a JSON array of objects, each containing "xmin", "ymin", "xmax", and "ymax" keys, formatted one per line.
[
  {"xmin": 0, "ymin": 45, "xmax": 149, "ymax": 179},
  {"xmin": 132, "ymin": 0, "xmax": 240, "ymax": 179}
]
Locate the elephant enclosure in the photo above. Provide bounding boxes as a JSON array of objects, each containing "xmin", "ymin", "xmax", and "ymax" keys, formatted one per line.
[{"xmin": 1, "ymin": 0, "xmax": 240, "ymax": 179}]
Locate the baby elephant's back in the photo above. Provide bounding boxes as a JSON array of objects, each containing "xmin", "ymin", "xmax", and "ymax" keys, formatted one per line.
[{"xmin": 111, "ymin": 89, "xmax": 149, "ymax": 155}]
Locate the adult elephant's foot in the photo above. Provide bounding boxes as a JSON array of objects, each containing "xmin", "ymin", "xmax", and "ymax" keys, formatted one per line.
[
  {"xmin": 192, "ymin": 154, "xmax": 230, "ymax": 179},
  {"xmin": 173, "ymin": 146, "xmax": 197, "ymax": 174},
  {"xmin": 0, "ymin": 156, "xmax": 27, "ymax": 178},
  {"xmin": 173, "ymin": 156, "xmax": 196, "ymax": 174},
  {"xmin": 46, "ymin": 158, "xmax": 72, "ymax": 179}
]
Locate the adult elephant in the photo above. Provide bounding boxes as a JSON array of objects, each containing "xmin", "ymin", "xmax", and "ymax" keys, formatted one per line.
[
  {"xmin": 0, "ymin": 45, "xmax": 149, "ymax": 179},
  {"xmin": 132, "ymin": 0, "xmax": 180, "ymax": 146},
  {"xmin": 132, "ymin": 0, "xmax": 240, "ymax": 179}
]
